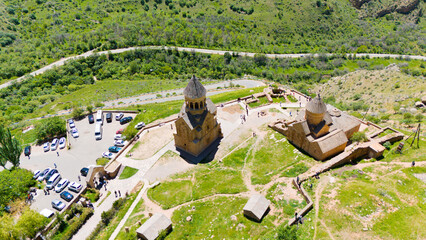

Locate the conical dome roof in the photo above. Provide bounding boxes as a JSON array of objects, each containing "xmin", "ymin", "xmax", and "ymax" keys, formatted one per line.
[
  {"xmin": 306, "ymin": 95, "xmax": 327, "ymax": 114},
  {"xmin": 183, "ymin": 75, "xmax": 206, "ymax": 99}
]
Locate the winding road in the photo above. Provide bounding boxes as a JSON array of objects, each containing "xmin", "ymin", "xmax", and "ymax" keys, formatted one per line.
[{"xmin": 1, "ymin": 46, "xmax": 425, "ymax": 90}]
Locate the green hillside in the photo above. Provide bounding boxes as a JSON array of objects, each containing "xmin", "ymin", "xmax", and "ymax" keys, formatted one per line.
[{"xmin": 0, "ymin": 0, "xmax": 424, "ymax": 81}]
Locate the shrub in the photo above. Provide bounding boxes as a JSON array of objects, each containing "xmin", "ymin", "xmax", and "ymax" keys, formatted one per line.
[
  {"xmin": 350, "ymin": 132, "xmax": 368, "ymax": 143},
  {"xmin": 383, "ymin": 141, "xmax": 391, "ymax": 150},
  {"xmin": 72, "ymin": 107, "xmax": 84, "ymax": 119},
  {"xmin": 82, "ymin": 188, "xmax": 100, "ymax": 202}
]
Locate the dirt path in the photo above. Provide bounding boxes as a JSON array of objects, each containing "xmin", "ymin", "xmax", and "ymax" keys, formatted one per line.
[
  {"xmin": 320, "ymin": 219, "xmax": 336, "ymax": 240},
  {"xmin": 313, "ymin": 176, "xmax": 328, "ymax": 240}
]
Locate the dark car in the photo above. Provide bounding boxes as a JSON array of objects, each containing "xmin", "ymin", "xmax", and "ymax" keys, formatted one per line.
[
  {"xmin": 108, "ymin": 146, "xmax": 122, "ymax": 153},
  {"xmin": 60, "ymin": 191, "xmax": 74, "ymax": 202},
  {"xmin": 80, "ymin": 167, "xmax": 89, "ymax": 177},
  {"xmin": 120, "ymin": 116, "xmax": 133, "ymax": 125},
  {"xmin": 88, "ymin": 114, "xmax": 94, "ymax": 124},
  {"xmin": 106, "ymin": 112, "xmax": 112, "ymax": 123},
  {"xmin": 46, "ymin": 169, "xmax": 58, "ymax": 181},
  {"xmin": 24, "ymin": 146, "xmax": 31, "ymax": 156}
]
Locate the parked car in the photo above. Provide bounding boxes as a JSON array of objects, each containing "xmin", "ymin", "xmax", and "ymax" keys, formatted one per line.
[
  {"xmin": 114, "ymin": 134, "xmax": 123, "ymax": 140},
  {"xmin": 106, "ymin": 112, "xmax": 112, "ymax": 123},
  {"xmin": 115, "ymin": 113, "xmax": 124, "ymax": 121},
  {"xmin": 135, "ymin": 122, "xmax": 146, "ymax": 129},
  {"xmin": 50, "ymin": 138, "xmax": 59, "ymax": 151},
  {"xmin": 116, "ymin": 129, "xmax": 123, "ymax": 134},
  {"xmin": 55, "ymin": 178, "xmax": 69, "ymax": 193},
  {"xmin": 24, "ymin": 146, "xmax": 31, "ymax": 156},
  {"xmin": 68, "ymin": 182, "xmax": 82, "ymax": 193},
  {"xmin": 51, "ymin": 199, "xmax": 66, "ymax": 211},
  {"xmin": 60, "ymin": 191, "xmax": 74, "ymax": 202},
  {"xmin": 68, "ymin": 119, "xmax": 75, "ymax": 128},
  {"xmin": 102, "ymin": 152, "xmax": 114, "ymax": 159},
  {"xmin": 80, "ymin": 167, "xmax": 89, "ymax": 177},
  {"xmin": 59, "ymin": 137, "xmax": 66, "ymax": 149},
  {"xmin": 120, "ymin": 116, "xmax": 133, "ymax": 125},
  {"xmin": 71, "ymin": 128, "xmax": 79, "ymax": 138},
  {"xmin": 46, "ymin": 169, "xmax": 58, "ymax": 181},
  {"xmin": 43, "ymin": 142, "xmax": 50, "ymax": 152},
  {"xmin": 114, "ymin": 140, "xmax": 125, "ymax": 147},
  {"xmin": 108, "ymin": 146, "xmax": 122, "ymax": 153},
  {"xmin": 88, "ymin": 114, "xmax": 94, "ymax": 124},
  {"xmin": 39, "ymin": 209, "xmax": 54, "ymax": 218},
  {"xmin": 33, "ymin": 170, "xmax": 41, "ymax": 179},
  {"xmin": 46, "ymin": 173, "xmax": 61, "ymax": 190},
  {"xmin": 37, "ymin": 168, "xmax": 51, "ymax": 181}
]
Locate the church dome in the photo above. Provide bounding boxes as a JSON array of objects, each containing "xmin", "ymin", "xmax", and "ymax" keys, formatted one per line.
[
  {"xmin": 184, "ymin": 75, "xmax": 206, "ymax": 99},
  {"xmin": 306, "ymin": 95, "xmax": 327, "ymax": 114}
]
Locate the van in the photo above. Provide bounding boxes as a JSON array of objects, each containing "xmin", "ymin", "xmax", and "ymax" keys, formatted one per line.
[
  {"xmin": 46, "ymin": 173, "xmax": 62, "ymax": 190},
  {"xmin": 95, "ymin": 123, "xmax": 102, "ymax": 140},
  {"xmin": 96, "ymin": 110, "xmax": 103, "ymax": 125}
]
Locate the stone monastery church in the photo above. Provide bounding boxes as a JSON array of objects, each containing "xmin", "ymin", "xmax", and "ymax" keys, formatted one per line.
[{"xmin": 174, "ymin": 75, "xmax": 222, "ymax": 159}]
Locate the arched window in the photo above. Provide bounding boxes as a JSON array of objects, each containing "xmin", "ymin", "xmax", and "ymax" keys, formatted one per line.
[{"xmin": 195, "ymin": 102, "xmax": 199, "ymax": 109}]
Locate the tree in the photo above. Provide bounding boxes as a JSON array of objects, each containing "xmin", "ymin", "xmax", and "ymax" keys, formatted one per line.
[
  {"xmin": 87, "ymin": 105, "xmax": 94, "ymax": 114},
  {"xmin": 14, "ymin": 207, "xmax": 49, "ymax": 239},
  {"xmin": 35, "ymin": 117, "xmax": 66, "ymax": 142},
  {"xmin": 72, "ymin": 107, "xmax": 85, "ymax": 119},
  {"xmin": 0, "ymin": 125, "xmax": 22, "ymax": 170}
]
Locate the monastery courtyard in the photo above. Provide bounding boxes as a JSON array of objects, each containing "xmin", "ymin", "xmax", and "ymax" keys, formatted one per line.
[{"xmin": 73, "ymin": 85, "xmax": 425, "ymax": 240}]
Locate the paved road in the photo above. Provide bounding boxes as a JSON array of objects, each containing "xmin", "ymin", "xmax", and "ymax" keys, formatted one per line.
[{"xmin": 2, "ymin": 45, "xmax": 425, "ymax": 90}]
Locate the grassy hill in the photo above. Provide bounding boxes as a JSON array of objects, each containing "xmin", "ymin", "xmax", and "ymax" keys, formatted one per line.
[{"xmin": 0, "ymin": 0, "xmax": 425, "ymax": 81}]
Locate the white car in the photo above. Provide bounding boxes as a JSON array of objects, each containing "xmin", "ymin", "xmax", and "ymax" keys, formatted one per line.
[
  {"xmin": 71, "ymin": 128, "xmax": 79, "ymax": 138},
  {"xmin": 43, "ymin": 142, "xmax": 50, "ymax": 152},
  {"xmin": 68, "ymin": 182, "xmax": 82, "ymax": 193},
  {"xmin": 114, "ymin": 134, "xmax": 123, "ymax": 140},
  {"xmin": 102, "ymin": 152, "xmax": 114, "ymax": 159},
  {"xmin": 59, "ymin": 137, "xmax": 66, "ymax": 149},
  {"xmin": 33, "ymin": 170, "xmax": 41, "ymax": 179},
  {"xmin": 114, "ymin": 140, "xmax": 125, "ymax": 147},
  {"xmin": 40, "ymin": 209, "xmax": 54, "ymax": 218},
  {"xmin": 69, "ymin": 119, "xmax": 75, "ymax": 128},
  {"xmin": 50, "ymin": 138, "xmax": 58, "ymax": 151},
  {"xmin": 115, "ymin": 113, "xmax": 124, "ymax": 121},
  {"xmin": 51, "ymin": 199, "xmax": 66, "ymax": 211},
  {"xmin": 55, "ymin": 178, "xmax": 69, "ymax": 193},
  {"xmin": 37, "ymin": 168, "xmax": 51, "ymax": 181},
  {"xmin": 135, "ymin": 122, "xmax": 146, "ymax": 129}
]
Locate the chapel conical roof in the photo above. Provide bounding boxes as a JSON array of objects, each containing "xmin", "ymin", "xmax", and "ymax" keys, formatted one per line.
[
  {"xmin": 183, "ymin": 75, "xmax": 206, "ymax": 99},
  {"xmin": 306, "ymin": 94, "xmax": 327, "ymax": 114}
]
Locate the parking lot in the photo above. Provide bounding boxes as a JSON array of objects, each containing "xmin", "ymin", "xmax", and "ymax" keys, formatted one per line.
[{"xmin": 20, "ymin": 112, "xmax": 136, "ymax": 213}]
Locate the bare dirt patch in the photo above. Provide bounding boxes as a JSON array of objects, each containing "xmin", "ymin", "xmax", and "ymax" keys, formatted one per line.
[
  {"xmin": 130, "ymin": 125, "xmax": 174, "ymax": 160},
  {"xmin": 143, "ymin": 151, "xmax": 195, "ymax": 182}
]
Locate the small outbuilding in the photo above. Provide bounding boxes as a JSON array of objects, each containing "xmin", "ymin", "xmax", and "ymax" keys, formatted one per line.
[
  {"xmin": 243, "ymin": 194, "xmax": 270, "ymax": 222},
  {"xmin": 136, "ymin": 213, "xmax": 172, "ymax": 240}
]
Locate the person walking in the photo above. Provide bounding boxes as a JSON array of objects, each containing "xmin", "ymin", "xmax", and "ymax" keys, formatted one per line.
[
  {"xmin": 54, "ymin": 163, "xmax": 57, "ymax": 169},
  {"xmin": 114, "ymin": 191, "xmax": 117, "ymax": 197},
  {"xmin": 118, "ymin": 190, "xmax": 121, "ymax": 197},
  {"xmin": 57, "ymin": 152, "xmax": 59, "ymax": 157},
  {"xmin": 78, "ymin": 175, "xmax": 81, "ymax": 181}
]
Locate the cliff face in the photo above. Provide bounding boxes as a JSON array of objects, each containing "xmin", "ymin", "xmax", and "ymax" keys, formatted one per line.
[
  {"xmin": 350, "ymin": 0, "xmax": 421, "ymax": 20},
  {"xmin": 396, "ymin": 0, "xmax": 420, "ymax": 14},
  {"xmin": 350, "ymin": 0, "xmax": 371, "ymax": 9}
]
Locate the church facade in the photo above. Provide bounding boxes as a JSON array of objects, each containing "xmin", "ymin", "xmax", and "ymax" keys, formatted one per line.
[{"xmin": 174, "ymin": 76, "xmax": 222, "ymax": 157}]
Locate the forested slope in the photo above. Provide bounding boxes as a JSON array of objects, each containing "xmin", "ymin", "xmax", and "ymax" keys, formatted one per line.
[{"xmin": 0, "ymin": 0, "xmax": 424, "ymax": 81}]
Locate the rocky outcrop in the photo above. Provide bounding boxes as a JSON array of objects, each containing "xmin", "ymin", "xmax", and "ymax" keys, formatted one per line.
[
  {"xmin": 376, "ymin": 5, "xmax": 397, "ymax": 18},
  {"xmin": 350, "ymin": 0, "xmax": 371, "ymax": 9},
  {"xmin": 396, "ymin": 0, "xmax": 420, "ymax": 14}
]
